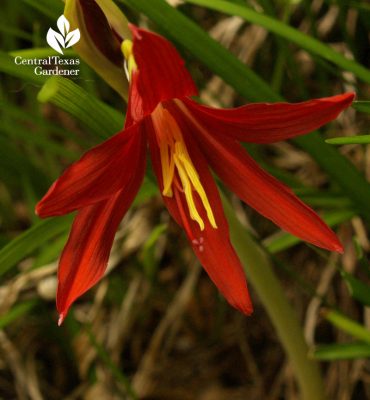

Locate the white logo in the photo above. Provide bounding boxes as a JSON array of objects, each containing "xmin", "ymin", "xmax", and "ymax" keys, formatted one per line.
[{"xmin": 47, "ymin": 15, "xmax": 80, "ymax": 55}]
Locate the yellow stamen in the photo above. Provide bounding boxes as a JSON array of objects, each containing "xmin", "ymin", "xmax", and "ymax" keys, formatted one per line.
[
  {"xmin": 176, "ymin": 146, "xmax": 217, "ymax": 229},
  {"xmin": 121, "ymin": 39, "xmax": 137, "ymax": 80},
  {"xmin": 174, "ymin": 153, "xmax": 204, "ymax": 230},
  {"xmin": 151, "ymin": 104, "xmax": 217, "ymax": 231}
]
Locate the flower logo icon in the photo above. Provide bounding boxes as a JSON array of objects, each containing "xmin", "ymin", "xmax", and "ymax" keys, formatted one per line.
[{"xmin": 47, "ymin": 15, "xmax": 80, "ymax": 55}]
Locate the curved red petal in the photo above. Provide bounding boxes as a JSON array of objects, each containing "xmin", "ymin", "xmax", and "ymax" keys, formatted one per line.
[
  {"xmin": 36, "ymin": 123, "xmax": 142, "ymax": 217},
  {"xmin": 127, "ymin": 24, "xmax": 197, "ymax": 123},
  {"xmin": 56, "ymin": 129, "xmax": 146, "ymax": 321},
  {"xmin": 145, "ymin": 115, "xmax": 253, "ymax": 315},
  {"xmin": 178, "ymin": 102, "xmax": 343, "ymax": 253},
  {"xmin": 183, "ymin": 93, "xmax": 354, "ymax": 143}
]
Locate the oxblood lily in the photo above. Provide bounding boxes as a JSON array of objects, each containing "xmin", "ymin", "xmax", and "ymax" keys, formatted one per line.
[{"xmin": 36, "ymin": 24, "xmax": 354, "ymax": 325}]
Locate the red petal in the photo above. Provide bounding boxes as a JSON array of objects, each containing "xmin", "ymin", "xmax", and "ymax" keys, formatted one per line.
[
  {"xmin": 56, "ymin": 130, "xmax": 146, "ymax": 321},
  {"xmin": 183, "ymin": 93, "xmax": 354, "ymax": 143},
  {"xmin": 127, "ymin": 24, "xmax": 197, "ymax": 123},
  {"xmin": 177, "ymin": 103, "xmax": 343, "ymax": 252},
  {"xmin": 36, "ymin": 123, "xmax": 143, "ymax": 217},
  {"xmin": 145, "ymin": 116, "xmax": 253, "ymax": 315}
]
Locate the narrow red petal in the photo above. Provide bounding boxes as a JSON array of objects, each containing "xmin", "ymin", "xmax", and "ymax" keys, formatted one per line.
[
  {"xmin": 178, "ymin": 103, "xmax": 343, "ymax": 253},
  {"xmin": 145, "ymin": 116, "xmax": 253, "ymax": 315},
  {"xmin": 36, "ymin": 123, "xmax": 142, "ymax": 217},
  {"xmin": 183, "ymin": 93, "xmax": 354, "ymax": 143},
  {"xmin": 56, "ymin": 130, "xmax": 146, "ymax": 320},
  {"xmin": 127, "ymin": 24, "xmax": 197, "ymax": 123}
]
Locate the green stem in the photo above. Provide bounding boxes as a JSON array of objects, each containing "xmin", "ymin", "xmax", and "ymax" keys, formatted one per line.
[{"xmin": 223, "ymin": 197, "xmax": 326, "ymax": 400}]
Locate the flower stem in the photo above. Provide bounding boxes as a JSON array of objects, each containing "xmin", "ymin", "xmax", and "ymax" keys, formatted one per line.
[{"xmin": 223, "ymin": 197, "xmax": 326, "ymax": 400}]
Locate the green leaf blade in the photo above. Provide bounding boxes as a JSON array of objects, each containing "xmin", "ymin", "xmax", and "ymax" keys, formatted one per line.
[{"xmin": 312, "ymin": 342, "xmax": 370, "ymax": 360}]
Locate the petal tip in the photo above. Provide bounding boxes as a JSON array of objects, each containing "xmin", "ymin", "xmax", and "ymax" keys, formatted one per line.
[
  {"xmin": 334, "ymin": 244, "xmax": 344, "ymax": 254},
  {"xmin": 35, "ymin": 181, "xmax": 58, "ymax": 217},
  {"xmin": 324, "ymin": 239, "xmax": 344, "ymax": 254},
  {"xmin": 348, "ymin": 91, "xmax": 356, "ymax": 99},
  {"xmin": 327, "ymin": 235, "xmax": 344, "ymax": 254},
  {"xmin": 232, "ymin": 295, "xmax": 254, "ymax": 316},
  {"xmin": 35, "ymin": 201, "xmax": 45, "ymax": 217},
  {"xmin": 342, "ymin": 92, "xmax": 356, "ymax": 105},
  {"xmin": 241, "ymin": 304, "xmax": 254, "ymax": 316},
  {"xmin": 35, "ymin": 202, "xmax": 49, "ymax": 218},
  {"xmin": 35, "ymin": 206, "xmax": 44, "ymax": 219},
  {"xmin": 57, "ymin": 312, "xmax": 65, "ymax": 326}
]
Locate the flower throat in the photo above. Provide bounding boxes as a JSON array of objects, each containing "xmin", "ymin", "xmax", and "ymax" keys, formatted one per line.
[{"xmin": 151, "ymin": 104, "xmax": 217, "ymax": 231}]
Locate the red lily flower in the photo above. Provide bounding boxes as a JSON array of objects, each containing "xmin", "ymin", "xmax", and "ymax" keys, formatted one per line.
[{"xmin": 36, "ymin": 24, "xmax": 354, "ymax": 325}]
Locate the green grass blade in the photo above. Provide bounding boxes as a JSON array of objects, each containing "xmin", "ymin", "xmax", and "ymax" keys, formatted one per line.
[
  {"xmin": 323, "ymin": 309, "xmax": 370, "ymax": 344},
  {"xmin": 184, "ymin": 0, "xmax": 370, "ymax": 85},
  {"xmin": 0, "ymin": 216, "xmax": 73, "ymax": 278},
  {"xmin": 312, "ymin": 342, "xmax": 370, "ymax": 360},
  {"xmin": 0, "ymin": 300, "xmax": 38, "ymax": 328},
  {"xmin": 326, "ymin": 135, "xmax": 370, "ymax": 145},
  {"xmin": 37, "ymin": 76, "xmax": 124, "ymax": 139},
  {"xmin": 340, "ymin": 270, "xmax": 370, "ymax": 307}
]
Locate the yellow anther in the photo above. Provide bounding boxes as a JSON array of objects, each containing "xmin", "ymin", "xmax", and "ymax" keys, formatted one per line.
[
  {"xmin": 151, "ymin": 104, "xmax": 217, "ymax": 231},
  {"xmin": 121, "ymin": 40, "xmax": 133, "ymax": 60},
  {"xmin": 121, "ymin": 39, "xmax": 137, "ymax": 79}
]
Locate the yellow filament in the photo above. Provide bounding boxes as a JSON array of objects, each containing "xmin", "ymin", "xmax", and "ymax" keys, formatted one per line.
[
  {"xmin": 176, "ymin": 144, "xmax": 217, "ymax": 229},
  {"xmin": 174, "ymin": 153, "xmax": 205, "ymax": 230},
  {"xmin": 151, "ymin": 105, "xmax": 217, "ymax": 231},
  {"xmin": 121, "ymin": 39, "xmax": 137, "ymax": 79}
]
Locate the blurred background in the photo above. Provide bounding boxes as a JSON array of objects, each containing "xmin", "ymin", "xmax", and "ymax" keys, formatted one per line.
[{"xmin": 0, "ymin": 0, "xmax": 370, "ymax": 399}]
